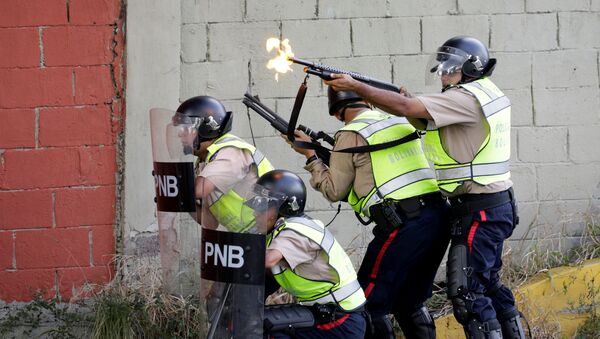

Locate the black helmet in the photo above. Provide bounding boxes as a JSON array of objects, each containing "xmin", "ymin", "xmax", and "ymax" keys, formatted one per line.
[
  {"xmin": 428, "ymin": 36, "xmax": 496, "ymax": 83},
  {"xmin": 327, "ymin": 87, "xmax": 363, "ymax": 115},
  {"xmin": 175, "ymin": 96, "xmax": 233, "ymax": 143},
  {"xmin": 255, "ymin": 170, "xmax": 306, "ymax": 218}
]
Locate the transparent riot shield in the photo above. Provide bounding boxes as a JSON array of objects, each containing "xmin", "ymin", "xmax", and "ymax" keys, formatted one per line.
[
  {"xmin": 200, "ymin": 182, "xmax": 268, "ymax": 339},
  {"xmin": 150, "ymin": 108, "xmax": 200, "ymax": 296}
]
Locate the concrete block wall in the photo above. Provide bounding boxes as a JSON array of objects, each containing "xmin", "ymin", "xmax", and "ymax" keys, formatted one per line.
[
  {"xmin": 176, "ymin": 0, "xmax": 600, "ymax": 260},
  {"xmin": 0, "ymin": 0, "xmax": 124, "ymax": 302}
]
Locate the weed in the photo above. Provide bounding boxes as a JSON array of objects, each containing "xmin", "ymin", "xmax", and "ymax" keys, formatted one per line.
[
  {"xmin": 0, "ymin": 294, "xmax": 92, "ymax": 339},
  {"xmin": 90, "ymin": 255, "xmax": 208, "ymax": 338}
]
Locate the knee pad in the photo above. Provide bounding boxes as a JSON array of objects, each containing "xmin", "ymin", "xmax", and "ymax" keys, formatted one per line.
[
  {"xmin": 464, "ymin": 318, "xmax": 502, "ymax": 339},
  {"xmin": 497, "ymin": 307, "xmax": 526, "ymax": 339},
  {"xmin": 395, "ymin": 306, "xmax": 435, "ymax": 339},
  {"xmin": 410, "ymin": 306, "xmax": 434, "ymax": 326},
  {"xmin": 368, "ymin": 316, "xmax": 394, "ymax": 339},
  {"xmin": 451, "ymin": 297, "xmax": 471, "ymax": 325},
  {"xmin": 447, "ymin": 243, "xmax": 471, "ymax": 299}
]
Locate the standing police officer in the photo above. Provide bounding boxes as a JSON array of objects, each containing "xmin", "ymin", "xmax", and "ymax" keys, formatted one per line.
[
  {"xmin": 174, "ymin": 95, "xmax": 274, "ymax": 230},
  {"xmin": 325, "ymin": 36, "xmax": 525, "ymax": 339},
  {"xmin": 286, "ymin": 89, "xmax": 449, "ymax": 339},
  {"xmin": 248, "ymin": 169, "xmax": 367, "ymax": 338}
]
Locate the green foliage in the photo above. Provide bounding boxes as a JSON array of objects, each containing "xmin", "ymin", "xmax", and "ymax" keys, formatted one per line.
[
  {"xmin": 0, "ymin": 288, "xmax": 209, "ymax": 339},
  {"xmin": 91, "ymin": 293, "xmax": 135, "ymax": 339},
  {"xmin": 574, "ymin": 276, "xmax": 600, "ymax": 339},
  {"xmin": 575, "ymin": 315, "xmax": 600, "ymax": 339},
  {"xmin": 91, "ymin": 289, "xmax": 208, "ymax": 339},
  {"xmin": 0, "ymin": 294, "xmax": 92, "ymax": 339}
]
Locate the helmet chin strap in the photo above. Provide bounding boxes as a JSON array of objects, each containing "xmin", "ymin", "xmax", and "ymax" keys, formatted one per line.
[{"xmin": 340, "ymin": 103, "xmax": 371, "ymax": 121}]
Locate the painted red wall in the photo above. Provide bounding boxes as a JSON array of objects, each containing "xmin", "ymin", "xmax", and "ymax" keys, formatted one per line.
[{"xmin": 0, "ymin": 0, "xmax": 124, "ymax": 302}]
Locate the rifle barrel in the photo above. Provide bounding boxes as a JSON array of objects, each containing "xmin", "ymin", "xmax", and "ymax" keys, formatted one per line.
[
  {"xmin": 288, "ymin": 57, "xmax": 399, "ymax": 92},
  {"xmin": 243, "ymin": 92, "xmax": 333, "ymax": 165}
]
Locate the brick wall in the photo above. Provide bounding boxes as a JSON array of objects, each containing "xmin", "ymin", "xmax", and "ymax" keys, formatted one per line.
[
  {"xmin": 178, "ymin": 0, "xmax": 600, "ymax": 260},
  {"xmin": 0, "ymin": 0, "xmax": 124, "ymax": 302}
]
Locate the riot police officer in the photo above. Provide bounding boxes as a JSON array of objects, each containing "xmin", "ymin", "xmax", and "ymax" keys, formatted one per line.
[
  {"xmin": 173, "ymin": 96, "xmax": 276, "ymax": 338},
  {"xmin": 174, "ymin": 95, "xmax": 274, "ymax": 230},
  {"xmin": 325, "ymin": 36, "xmax": 525, "ymax": 339},
  {"xmin": 286, "ymin": 88, "xmax": 450, "ymax": 339},
  {"xmin": 248, "ymin": 169, "xmax": 367, "ymax": 338}
]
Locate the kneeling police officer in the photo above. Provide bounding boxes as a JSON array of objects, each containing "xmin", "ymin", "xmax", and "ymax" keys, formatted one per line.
[{"xmin": 248, "ymin": 169, "xmax": 367, "ymax": 339}]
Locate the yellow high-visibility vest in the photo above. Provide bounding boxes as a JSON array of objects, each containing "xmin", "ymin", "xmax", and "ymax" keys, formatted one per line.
[
  {"xmin": 339, "ymin": 110, "xmax": 439, "ymax": 217},
  {"xmin": 268, "ymin": 216, "xmax": 366, "ymax": 311},
  {"xmin": 423, "ymin": 78, "xmax": 511, "ymax": 193},
  {"xmin": 203, "ymin": 133, "xmax": 274, "ymax": 232}
]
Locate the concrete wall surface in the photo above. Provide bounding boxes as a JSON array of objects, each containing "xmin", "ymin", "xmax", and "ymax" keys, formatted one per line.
[{"xmin": 126, "ymin": 1, "xmax": 600, "ymax": 264}]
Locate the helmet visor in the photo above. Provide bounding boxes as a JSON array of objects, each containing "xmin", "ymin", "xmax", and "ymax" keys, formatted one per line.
[
  {"xmin": 166, "ymin": 113, "xmax": 199, "ymax": 158},
  {"xmin": 244, "ymin": 184, "xmax": 287, "ymax": 212},
  {"xmin": 172, "ymin": 112, "xmax": 204, "ymax": 127},
  {"xmin": 425, "ymin": 46, "xmax": 470, "ymax": 85},
  {"xmin": 244, "ymin": 184, "xmax": 288, "ymax": 233}
]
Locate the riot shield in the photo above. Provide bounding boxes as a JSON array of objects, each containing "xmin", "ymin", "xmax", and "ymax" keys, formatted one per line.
[
  {"xmin": 200, "ymin": 181, "xmax": 268, "ymax": 339},
  {"xmin": 150, "ymin": 108, "xmax": 200, "ymax": 296}
]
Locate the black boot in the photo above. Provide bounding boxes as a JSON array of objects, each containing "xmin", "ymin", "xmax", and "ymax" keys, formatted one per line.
[
  {"xmin": 395, "ymin": 306, "xmax": 436, "ymax": 339},
  {"xmin": 464, "ymin": 318, "xmax": 503, "ymax": 339},
  {"xmin": 498, "ymin": 307, "xmax": 526, "ymax": 339}
]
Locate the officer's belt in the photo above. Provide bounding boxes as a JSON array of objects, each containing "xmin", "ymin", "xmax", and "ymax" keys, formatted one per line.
[
  {"xmin": 370, "ymin": 191, "xmax": 445, "ymax": 222},
  {"xmin": 449, "ymin": 188, "xmax": 514, "ymax": 218},
  {"xmin": 309, "ymin": 304, "xmax": 362, "ymax": 325},
  {"xmin": 400, "ymin": 191, "xmax": 446, "ymax": 208}
]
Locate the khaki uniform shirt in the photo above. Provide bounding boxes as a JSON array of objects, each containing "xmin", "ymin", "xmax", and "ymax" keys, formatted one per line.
[
  {"xmin": 196, "ymin": 146, "xmax": 258, "ymax": 194},
  {"xmin": 304, "ymin": 113, "xmax": 376, "ymax": 203},
  {"xmin": 416, "ymin": 87, "xmax": 512, "ymax": 196},
  {"xmin": 268, "ymin": 222, "xmax": 336, "ymax": 282}
]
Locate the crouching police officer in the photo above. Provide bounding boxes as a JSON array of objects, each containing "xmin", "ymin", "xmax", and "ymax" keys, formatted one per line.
[
  {"xmin": 248, "ymin": 170, "xmax": 367, "ymax": 339},
  {"xmin": 286, "ymin": 88, "xmax": 450, "ymax": 339},
  {"xmin": 173, "ymin": 95, "xmax": 274, "ymax": 229},
  {"xmin": 325, "ymin": 36, "xmax": 525, "ymax": 338}
]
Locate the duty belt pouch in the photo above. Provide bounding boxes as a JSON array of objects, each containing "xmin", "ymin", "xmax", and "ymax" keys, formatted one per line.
[
  {"xmin": 370, "ymin": 202, "xmax": 401, "ymax": 238},
  {"xmin": 381, "ymin": 200, "xmax": 404, "ymax": 226},
  {"xmin": 264, "ymin": 304, "xmax": 315, "ymax": 333},
  {"xmin": 310, "ymin": 304, "xmax": 340, "ymax": 324}
]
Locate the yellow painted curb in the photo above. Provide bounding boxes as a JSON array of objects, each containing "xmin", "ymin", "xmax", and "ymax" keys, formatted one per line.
[{"xmin": 435, "ymin": 258, "xmax": 600, "ymax": 338}]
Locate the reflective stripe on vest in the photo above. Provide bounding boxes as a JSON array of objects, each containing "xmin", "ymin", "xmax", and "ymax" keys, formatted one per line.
[
  {"xmin": 303, "ymin": 280, "xmax": 362, "ymax": 306},
  {"xmin": 338, "ymin": 110, "xmax": 439, "ymax": 217},
  {"xmin": 434, "ymin": 161, "xmax": 510, "ymax": 181},
  {"xmin": 204, "ymin": 133, "xmax": 274, "ymax": 232},
  {"xmin": 270, "ymin": 217, "xmax": 366, "ymax": 311},
  {"xmin": 423, "ymin": 78, "xmax": 511, "ymax": 193},
  {"xmin": 361, "ymin": 168, "xmax": 437, "ymax": 215}
]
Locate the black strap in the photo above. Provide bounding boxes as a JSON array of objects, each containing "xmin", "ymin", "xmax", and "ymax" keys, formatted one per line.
[
  {"xmin": 287, "ymin": 76, "xmax": 309, "ymax": 142},
  {"xmin": 337, "ymin": 130, "xmax": 422, "ymax": 153},
  {"xmin": 293, "ymin": 130, "xmax": 421, "ymax": 155},
  {"xmin": 355, "ymin": 211, "xmax": 372, "ymax": 225}
]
